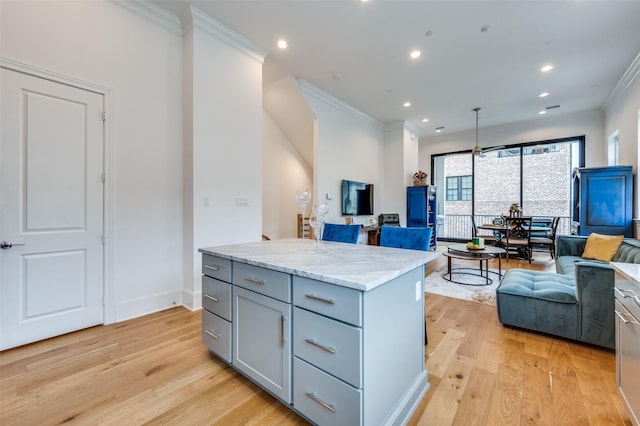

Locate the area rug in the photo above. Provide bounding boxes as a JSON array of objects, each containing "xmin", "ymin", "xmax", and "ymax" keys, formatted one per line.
[{"xmin": 424, "ymin": 265, "xmax": 500, "ymax": 306}]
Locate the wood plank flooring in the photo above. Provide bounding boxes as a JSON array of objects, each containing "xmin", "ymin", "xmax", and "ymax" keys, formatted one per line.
[{"xmin": 1, "ymin": 249, "xmax": 633, "ymax": 425}]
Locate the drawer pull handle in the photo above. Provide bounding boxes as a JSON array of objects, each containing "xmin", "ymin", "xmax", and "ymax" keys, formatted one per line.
[
  {"xmin": 304, "ymin": 294, "xmax": 335, "ymax": 305},
  {"xmin": 615, "ymin": 288, "xmax": 637, "ymax": 299},
  {"xmin": 245, "ymin": 277, "xmax": 265, "ymax": 285},
  {"xmin": 306, "ymin": 392, "xmax": 336, "ymax": 413},
  {"xmin": 204, "ymin": 329, "xmax": 221, "ymax": 339},
  {"xmin": 615, "ymin": 310, "xmax": 639, "ymax": 325},
  {"xmin": 204, "ymin": 265, "xmax": 220, "ymax": 271},
  {"xmin": 204, "ymin": 294, "xmax": 220, "ymax": 303},
  {"xmin": 305, "ymin": 338, "xmax": 335, "ymax": 354}
]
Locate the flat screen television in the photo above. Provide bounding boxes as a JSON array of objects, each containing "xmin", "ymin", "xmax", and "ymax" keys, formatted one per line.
[{"xmin": 341, "ymin": 179, "xmax": 374, "ymax": 216}]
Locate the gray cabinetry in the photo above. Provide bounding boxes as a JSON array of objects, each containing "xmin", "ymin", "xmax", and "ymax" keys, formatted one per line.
[
  {"xmin": 201, "ymin": 255, "xmax": 232, "ymax": 363},
  {"xmin": 199, "ymin": 239, "xmax": 434, "ymax": 425},
  {"xmin": 233, "ymin": 285, "xmax": 292, "ymax": 403},
  {"xmin": 613, "ymin": 263, "xmax": 640, "ymax": 426}
]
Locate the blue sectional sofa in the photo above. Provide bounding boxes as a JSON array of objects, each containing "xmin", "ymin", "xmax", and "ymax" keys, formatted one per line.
[{"xmin": 496, "ymin": 235, "xmax": 640, "ymax": 349}]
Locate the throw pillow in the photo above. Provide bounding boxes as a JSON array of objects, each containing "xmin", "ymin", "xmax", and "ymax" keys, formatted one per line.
[{"xmin": 581, "ymin": 233, "xmax": 624, "ymax": 262}]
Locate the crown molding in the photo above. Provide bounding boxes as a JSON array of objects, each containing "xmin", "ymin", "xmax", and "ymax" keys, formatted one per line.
[
  {"xmin": 297, "ymin": 79, "xmax": 384, "ymax": 132},
  {"xmin": 603, "ymin": 51, "xmax": 640, "ymax": 110},
  {"xmin": 112, "ymin": 0, "xmax": 182, "ymax": 35},
  {"xmin": 181, "ymin": 6, "xmax": 267, "ymax": 64}
]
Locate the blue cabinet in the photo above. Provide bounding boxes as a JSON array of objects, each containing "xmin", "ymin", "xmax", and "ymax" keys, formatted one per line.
[
  {"xmin": 574, "ymin": 166, "xmax": 633, "ymax": 237},
  {"xmin": 406, "ymin": 185, "xmax": 437, "ymax": 250}
]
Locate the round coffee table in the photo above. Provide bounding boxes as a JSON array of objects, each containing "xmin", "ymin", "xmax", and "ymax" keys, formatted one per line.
[{"xmin": 442, "ymin": 243, "xmax": 506, "ymax": 286}]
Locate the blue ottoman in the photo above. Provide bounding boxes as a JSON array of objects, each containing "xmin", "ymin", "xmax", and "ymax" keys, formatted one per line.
[{"xmin": 496, "ymin": 269, "xmax": 579, "ymax": 341}]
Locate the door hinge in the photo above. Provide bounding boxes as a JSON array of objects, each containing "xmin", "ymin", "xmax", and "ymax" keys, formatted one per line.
[
  {"xmin": 101, "ymin": 172, "xmax": 106, "ymax": 183},
  {"xmin": 102, "ymin": 111, "xmax": 106, "ymax": 121},
  {"xmin": 101, "ymin": 235, "xmax": 106, "ymax": 245}
]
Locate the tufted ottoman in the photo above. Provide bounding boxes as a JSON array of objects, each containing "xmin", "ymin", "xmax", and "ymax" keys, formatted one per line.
[{"xmin": 496, "ymin": 269, "xmax": 579, "ymax": 341}]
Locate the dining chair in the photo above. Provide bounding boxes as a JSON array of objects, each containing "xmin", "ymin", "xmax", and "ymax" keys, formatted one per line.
[
  {"xmin": 379, "ymin": 225, "xmax": 432, "ymax": 251},
  {"xmin": 379, "ymin": 225, "xmax": 432, "ymax": 345},
  {"xmin": 530, "ymin": 216, "xmax": 560, "ymax": 259},
  {"xmin": 504, "ymin": 216, "xmax": 533, "ymax": 263},
  {"xmin": 470, "ymin": 215, "xmax": 499, "ymax": 246},
  {"xmin": 322, "ymin": 223, "xmax": 362, "ymax": 244}
]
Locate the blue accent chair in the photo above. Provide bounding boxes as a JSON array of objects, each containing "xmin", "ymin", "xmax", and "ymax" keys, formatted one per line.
[
  {"xmin": 379, "ymin": 226, "xmax": 432, "ymax": 251},
  {"xmin": 322, "ymin": 223, "xmax": 362, "ymax": 244}
]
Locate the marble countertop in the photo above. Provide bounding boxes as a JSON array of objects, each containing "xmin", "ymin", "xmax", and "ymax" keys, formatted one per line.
[
  {"xmin": 611, "ymin": 262, "xmax": 640, "ymax": 288},
  {"xmin": 199, "ymin": 238, "xmax": 439, "ymax": 291}
]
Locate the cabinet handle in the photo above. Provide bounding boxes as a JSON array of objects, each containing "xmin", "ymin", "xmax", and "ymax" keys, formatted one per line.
[
  {"xmin": 204, "ymin": 294, "xmax": 220, "ymax": 303},
  {"xmin": 204, "ymin": 329, "xmax": 220, "ymax": 339},
  {"xmin": 615, "ymin": 288, "xmax": 637, "ymax": 298},
  {"xmin": 280, "ymin": 315, "xmax": 287, "ymax": 347},
  {"xmin": 615, "ymin": 310, "xmax": 639, "ymax": 325},
  {"xmin": 306, "ymin": 392, "xmax": 336, "ymax": 412},
  {"xmin": 204, "ymin": 264, "xmax": 220, "ymax": 271},
  {"xmin": 245, "ymin": 277, "xmax": 265, "ymax": 285},
  {"xmin": 635, "ymin": 296, "xmax": 640, "ymax": 308},
  {"xmin": 305, "ymin": 338, "xmax": 335, "ymax": 354},
  {"xmin": 304, "ymin": 294, "xmax": 335, "ymax": 304}
]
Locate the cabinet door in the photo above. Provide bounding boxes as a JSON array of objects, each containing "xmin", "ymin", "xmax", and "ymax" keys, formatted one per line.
[
  {"xmin": 233, "ymin": 286, "xmax": 291, "ymax": 403},
  {"xmin": 407, "ymin": 187, "xmax": 427, "ymax": 226}
]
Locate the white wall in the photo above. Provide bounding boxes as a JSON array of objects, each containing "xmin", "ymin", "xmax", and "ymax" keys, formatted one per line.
[
  {"xmin": 299, "ymin": 81, "xmax": 385, "ymax": 226},
  {"xmin": 262, "ymin": 111, "xmax": 313, "ymax": 240},
  {"xmin": 603, "ymin": 58, "xmax": 640, "ymax": 217},
  {"xmin": 1, "ymin": 0, "xmax": 184, "ymax": 321},
  {"xmin": 182, "ymin": 6, "xmax": 265, "ymax": 310},
  {"xmin": 419, "ymin": 109, "xmax": 605, "ymax": 174}
]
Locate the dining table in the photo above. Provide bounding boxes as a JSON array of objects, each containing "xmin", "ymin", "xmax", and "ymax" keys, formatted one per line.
[{"xmin": 477, "ymin": 221, "xmax": 552, "ymax": 260}]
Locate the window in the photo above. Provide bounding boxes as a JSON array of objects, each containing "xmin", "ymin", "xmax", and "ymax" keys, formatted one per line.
[
  {"xmin": 446, "ymin": 175, "xmax": 472, "ymax": 201},
  {"xmin": 432, "ymin": 136, "xmax": 584, "ymax": 241}
]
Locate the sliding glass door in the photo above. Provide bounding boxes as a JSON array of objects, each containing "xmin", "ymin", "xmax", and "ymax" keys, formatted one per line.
[{"xmin": 432, "ymin": 137, "xmax": 583, "ymax": 241}]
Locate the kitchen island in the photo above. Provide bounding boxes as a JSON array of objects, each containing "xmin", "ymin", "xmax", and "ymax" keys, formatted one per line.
[{"xmin": 199, "ymin": 238, "xmax": 438, "ymax": 425}]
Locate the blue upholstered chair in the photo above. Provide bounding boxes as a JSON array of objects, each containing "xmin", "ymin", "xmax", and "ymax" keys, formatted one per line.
[
  {"xmin": 322, "ymin": 223, "xmax": 362, "ymax": 244},
  {"xmin": 379, "ymin": 225, "xmax": 432, "ymax": 251}
]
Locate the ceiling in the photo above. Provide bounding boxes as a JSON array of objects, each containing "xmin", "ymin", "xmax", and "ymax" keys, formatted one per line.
[{"xmin": 152, "ymin": 0, "xmax": 640, "ymax": 135}]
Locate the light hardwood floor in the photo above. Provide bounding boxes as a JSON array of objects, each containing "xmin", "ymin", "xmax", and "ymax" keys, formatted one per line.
[{"xmin": 0, "ymin": 250, "xmax": 633, "ymax": 425}]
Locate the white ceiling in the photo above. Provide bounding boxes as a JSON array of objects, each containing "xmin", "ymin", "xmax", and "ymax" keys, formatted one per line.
[{"xmin": 152, "ymin": 0, "xmax": 640, "ymax": 135}]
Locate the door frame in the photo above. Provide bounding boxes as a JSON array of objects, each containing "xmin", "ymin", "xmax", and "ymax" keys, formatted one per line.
[{"xmin": 0, "ymin": 58, "xmax": 115, "ymax": 325}]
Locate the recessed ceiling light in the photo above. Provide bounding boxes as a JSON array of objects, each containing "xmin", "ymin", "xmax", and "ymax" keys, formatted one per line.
[
  {"xmin": 410, "ymin": 50, "xmax": 421, "ymax": 59},
  {"xmin": 403, "ymin": 102, "xmax": 411, "ymax": 108},
  {"xmin": 277, "ymin": 39, "xmax": 288, "ymax": 49},
  {"xmin": 540, "ymin": 64, "xmax": 554, "ymax": 72},
  {"xmin": 435, "ymin": 126, "xmax": 445, "ymax": 132},
  {"xmin": 538, "ymin": 110, "xmax": 547, "ymax": 115},
  {"xmin": 539, "ymin": 91, "xmax": 550, "ymax": 98},
  {"xmin": 422, "ymin": 118, "xmax": 429, "ymax": 123},
  {"xmin": 481, "ymin": 25, "xmax": 494, "ymax": 33},
  {"xmin": 424, "ymin": 30, "xmax": 433, "ymax": 37},
  {"xmin": 332, "ymin": 72, "xmax": 343, "ymax": 80}
]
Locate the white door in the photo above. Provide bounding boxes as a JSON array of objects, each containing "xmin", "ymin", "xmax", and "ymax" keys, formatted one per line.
[{"xmin": 0, "ymin": 68, "xmax": 105, "ymax": 350}]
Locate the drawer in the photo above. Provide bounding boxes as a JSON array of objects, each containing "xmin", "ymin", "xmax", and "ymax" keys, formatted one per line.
[
  {"xmin": 293, "ymin": 357, "xmax": 362, "ymax": 426},
  {"xmin": 293, "ymin": 307, "xmax": 362, "ymax": 388},
  {"xmin": 202, "ymin": 254, "xmax": 232, "ymax": 283},
  {"xmin": 615, "ymin": 279, "xmax": 640, "ymax": 320},
  {"xmin": 202, "ymin": 276, "xmax": 232, "ymax": 321},
  {"xmin": 293, "ymin": 276, "xmax": 362, "ymax": 326},
  {"xmin": 202, "ymin": 310, "xmax": 232, "ymax": 363},
  {"xmin": 233, "ymin": 262, "xmax": 291, "ymax": 303}
]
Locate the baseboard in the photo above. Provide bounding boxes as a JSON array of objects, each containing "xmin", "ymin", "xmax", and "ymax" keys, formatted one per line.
[
  {"xmin": 182, "ymin": 288, "xmax": 202, "ymax": 311},
  {"xmin": 115, "ymin": 289, "xmax": 184, "ymax": 322}
]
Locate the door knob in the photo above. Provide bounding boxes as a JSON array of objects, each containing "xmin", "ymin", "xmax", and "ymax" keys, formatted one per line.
[{"xmin": 0, "ymin": 241, "xmax": 25, "ymax": 249}]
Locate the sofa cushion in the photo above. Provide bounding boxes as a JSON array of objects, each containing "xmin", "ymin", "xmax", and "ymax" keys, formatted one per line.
[
  {"xmin": 496, "ymin": 269, "xmax": 580, "ymax": 341},
  {"xmin": 581, "ymin": 232, "xmax": 624, "ymax": 262},
  {"xmin": 497, "ymin": 270, "xmax": 576, "ymax": 303},
  {"xmin": 612, "ymin": 238, "xmax": 640, "ymax": 263},
  {"xmin": 556, "ymin": 255, "xmax": 608, "ymax": 276}
]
